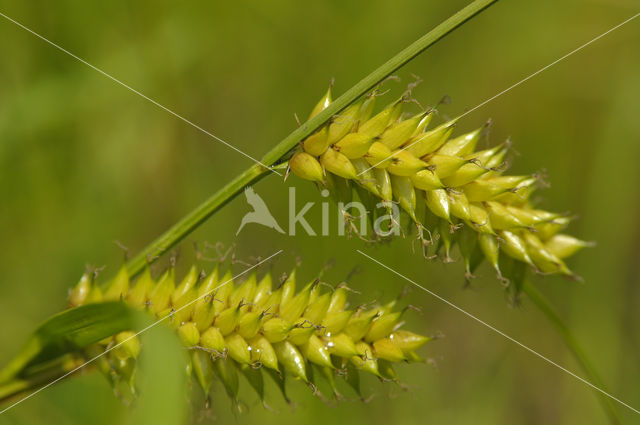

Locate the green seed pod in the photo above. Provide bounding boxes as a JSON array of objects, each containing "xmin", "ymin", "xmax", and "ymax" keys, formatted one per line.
[
  {"xmin": 229, "ymin": 273, "xmax": 257, "ymax": 308},
  {"xmin": 464, "ymin": 176, "xmax": 528, "ymax": 203},
  {"xmin": 249, "ymin": 335, "xmax": 279, "ymax": 371},
  {"xmin": 373, "ymin": 338, "xmax": 405, "ymax": 362},
  {"xmin": 113, "ymin": 331, "xmax": 140, "ymax": 360},
  {"xmin": 86, "ymin": 284, "xmax": 104, "ymax": 304},
  {"xmin": 441, "ymin": 145, "xmax": 503, "ymax": 187},
  {"xmin": 505, "ymin": 207, "xmax": 557, "ymax": 227},
  {"xmin": 425, "ymin": 188, "xmax": 451, "ymax": 222},
  {"xmin": 252, "ymin": 273, "xmax": 273, "ymax": 307},
  {"xmin": 212, "ymin": 269, "xmax": 234, "ymax": 314},
  {"xmin": 359, "ymin": 99, "xmax": 403, "ymax": 137},
  {"xmin": 200, "ymin": 327, "xmax": 226, "ymax": 353},
  {"xmin": 303, "ymin": 292, "xmax": 331, "ymax": 324},
  {"xmin": 215, "ymin": 302, "xmax": 244, "ymax": 336},
  {"xmin": 192, "ymin": 268, "xmax": 219, "ymax": 330},
  {"xmin": 320, "ymin": 145, "xmax": 359, "ymax": 180},
  {"xmin": 468, "ymin": 203, "xmax": 494, "ymax": 234},
  {"xmin": 389, "ymin": 330, "xmax": 430, "ymax": 353},
  {"xmin": 172, "ymin": 289, "xmax": 198, "ymax": 326},
  {"xmin": 288, "ymin": 322, "xmax": 316, "ymax": 345},
  {"xmin": 322, "ymin": 310, "xmax": 353, "ymax": 335},
  {"xmin": 485, "ymin": 201, "xmax": 527, "ymax": 230},
  {"xmin": 280, "ymin": 269, "xmax": 296, "ymax": 304},
  {"xmin": 172, "ymin": 265, "xmax": 199, "ymax": 304},
  {"xmin": 126, "ymin": 268, "xmax": 155, "ymax": 308},
  {"xmin": 498, "ymin": 230, "xmax": 534, "ymax": 266},
  {"xmin": 352, "ymin": 158, "xmax": 381, "ymax": 196},
  {"xmin": 364, "ymin": 141, "xmax": 394, "ymax": 169},
  {"xmin": 373, "ymin": 168, "xmax": 393, "ymax": 201},
  {"xmin": 237, "ymin": 310, "xmax": 265, "ymax": 340},
  {"xmin": 357, "ymin": 92, "xmax": 377, "ymax": 124},
  {"xmin": 344, "ymin": 312, "xmax": 378, "ymax": 342},
  {"xmin": 412, "ymin": 110, "xmax": 435, "ymax": 135},
  {"xmin": 351, "ymin": 342, "xmax": 379, "ymax": 376},
  {"xmin": 226, "ymin": 333, "xmax": 251, "ymax": 365},
  {"xmin": 484, "ymin": 145, "xmax": 509, "ymax": 169},
  {"xmin": 521, "ymin": 231, "xmax": 569, "ymax": 274},
  {"xmin": 290, "ymin": 152, "xmax": 325, "ymax": 182},
  {"xmin": 545, "ymin": 234, "xmax": 593, "ymax": 259},
  {"xmin": 302, "ymin": 127, "xmax": 330, "ymax": 157},
  {"xmin": 325, "ymin": 333, "xmax": 359, "ymax": 357},
  {"xmin": 379, "ymin": 112, "xmax": 428, "ymax": 150},
  {"xmin": 391, "ymin": 175, "xmax": 417, "ymax": 220},
  {"xmin": 426, "ymin": 154, "xmax": 467, "ymax": 179},
  {"xmin": 334, "ymin": 133, "xmax": 377, "ymax": 159},
  {"xmin": 438, "ymin": 127, "xmax": 482, "ymax": 157},
  {"xmin": 279, "ymin": 281, "xmax": 314, "ymax": 323},
  {"xmin": 536, "ymin": 216, "xmax": 571, "ymax": 240},
  {"xmin": 327, "ymin": 102, "xmax": 362, "ymax": 144},
  {"xmin": 326, "ymin": 286, "xmax": 348, "ymax": 314},
  {"xmin": 300, "ymin": 334, "xmax": 333, "ymax": 368},
  {"xmin": 149, "ymin": 269, "xmax": 175, "ymax": 315},
  {"xmin": 365, "ymin": 311, "xmax": 401, "ymax": 342},
  {"xmin": 448, "ymin": 191, "xmax": 472, "ymax": 221},
  {"xmin": 411, "ymin": 168, "xmax": 444, "ymax": 191},
  {"xmin": 197, "ymin": 265, "xmax": 219, "ymax": 298},
  {"xmin": 262, "ymin": 317, "xmax": 293, "ymax": 343},
  {"xmin": 193, "ymin": 302, "xmax": 216, "ymax": 332},
  {"xmin": 273, "ymin": 341, "xmax": 307, "ymax": 381},
  {"xmin": 309, "ymin": 87, "xmax": 332, "ymax": 119},
  {"xmin": 177, "ymin": 322, "xmax": 200, "ymax": 347},
  {"xmin": 478, "ymin": 233, "xmax": 501, "ymax": 276},
  {"xmin": 104, "ymin": 265, "xmax": 130, "ymax": 301},
  {"xmin": 68, "ymin": 272, "xmax": 92, "ymax": 308},
  {"xmin": 405, "ymin": 119, "xmax": 456, "ymax": 157},
  {"xmin": 387, "ymin": 150, "xmax": 428, "ymax": 176}
]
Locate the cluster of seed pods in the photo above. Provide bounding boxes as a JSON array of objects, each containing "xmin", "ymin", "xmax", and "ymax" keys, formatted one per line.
[
  {"xmin": 68, "ymin": 263, "xmax": 430, "ymax": 405},
  {"xmin": 289, "ymin": 87, "xmax": 591, "ymax": 280}
]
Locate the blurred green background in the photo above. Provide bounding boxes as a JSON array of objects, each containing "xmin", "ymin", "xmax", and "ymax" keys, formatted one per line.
[{"xmin": 1, "ymin": 0, "xmax": 639, "ymax": 424}]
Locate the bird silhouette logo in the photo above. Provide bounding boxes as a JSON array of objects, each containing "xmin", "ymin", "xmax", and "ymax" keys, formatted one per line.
[{"xmin": 236, "ymin": 187, "xmax": 285, "ymax": 235}]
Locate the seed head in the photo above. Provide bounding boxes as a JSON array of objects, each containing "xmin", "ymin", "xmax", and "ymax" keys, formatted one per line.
[
  {"xmin": 69, "ymin": 263, "xmax": 430, "ymax": 405},
  {"xmin": 290, "ymin": 86, "xmax": 592, "ymax": 280}
]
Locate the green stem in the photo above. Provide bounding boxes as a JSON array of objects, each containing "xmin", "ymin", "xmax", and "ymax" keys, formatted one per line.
[
  {"xmin": 0, "ymin": 359, "xmax": 79, "ymax": 404},
  {"xmin": 125, "ymin": 163, "xmax": 275, "ymax": 277},
  {"xmin": 522, "ymin": 281, "xmax": 624, "ymax": 425},
  {"xmin": 124, "ymin": 0, "xmax": 499, "ymax": 278}
]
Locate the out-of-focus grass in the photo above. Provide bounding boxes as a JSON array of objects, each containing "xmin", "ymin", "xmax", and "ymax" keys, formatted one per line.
[{"xmin": 0, "ymin": 0, "xmax": 639, "ymax": 424}]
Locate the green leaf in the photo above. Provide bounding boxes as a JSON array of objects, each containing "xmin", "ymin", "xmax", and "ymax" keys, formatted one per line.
[
  {"xmin": 0, "ymin": 301, "xmax": 138, "ymax": 383},
  {"xmin": 0, "ymin": 302, "xmax": 187, "ymax": 425}
]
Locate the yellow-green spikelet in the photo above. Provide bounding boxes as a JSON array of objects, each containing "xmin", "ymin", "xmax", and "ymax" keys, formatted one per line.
[
  {"xmin": 289, "ymin": 87, "xmax": 591, "ymax": 280},
  {"xmin": 69, "ymin": 264, "xmax": 430, "ymax": 404}
]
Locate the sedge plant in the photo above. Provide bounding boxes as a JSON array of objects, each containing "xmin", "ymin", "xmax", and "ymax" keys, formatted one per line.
[
  {"xmin": 0, "ymin": 0, "xmax": 625, "ymax": 423},
  {"xmin": 65, "ymin": 263, "xmax": 430, "ymax": 409}
]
